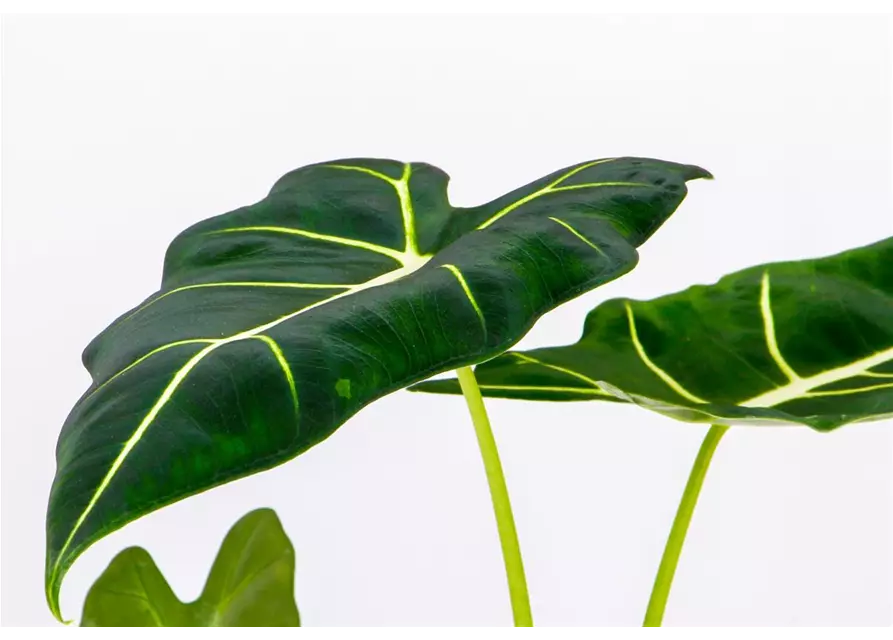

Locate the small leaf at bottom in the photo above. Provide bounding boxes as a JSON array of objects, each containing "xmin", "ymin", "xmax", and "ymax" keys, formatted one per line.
[{"xmin": 81, "ymin": 508, "xmax": 299, "ymax": 626}]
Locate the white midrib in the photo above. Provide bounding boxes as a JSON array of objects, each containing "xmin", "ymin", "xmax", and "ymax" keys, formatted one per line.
[
  {"xmin": 740, "ymin": 345, "xmax": 893, "ymax": 408},
  {"xmin": 738, "ymin": 272, "xmax": 893, "ymax": 408},
  {"xmin": 623, "ymin": 271, "xmax": 893, "ymax": 412}
]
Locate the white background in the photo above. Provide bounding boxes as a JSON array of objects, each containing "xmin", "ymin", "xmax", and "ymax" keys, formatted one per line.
[{"xmin": 2, "ymin": 13, "xmax": 892, "ymax": 627}]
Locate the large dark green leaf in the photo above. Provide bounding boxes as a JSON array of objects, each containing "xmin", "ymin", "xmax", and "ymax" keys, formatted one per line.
[
  {"xmin": 81, "ymin": 508, "xmax": 299, "ymax": 626},
  {"xmin": 412, "ymin": 237, "xmax": 893, "ymax": 431},
  {"xmin": 47, "ymin": 157, "xmax": 709, "ymax": 618}
]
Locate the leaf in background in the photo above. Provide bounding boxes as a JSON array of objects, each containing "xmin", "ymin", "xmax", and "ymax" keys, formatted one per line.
[
  {"xmin": 81, "ymin": 508, "xmax": 299, "ymax": 626},
  {"xmin": 48, "ymin": 157, "xmax": 709, "ymax": 618},
  {"xmin": 412, "ymin": 237, "xmax": 893, "ymax": 431}
]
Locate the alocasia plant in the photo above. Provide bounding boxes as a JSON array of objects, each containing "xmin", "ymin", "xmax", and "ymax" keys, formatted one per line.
[
  {"xmin": 47, "ymin": 156, "xmax": 710, "ymax": 624},
  {"xmin": 413, "ymin": 236, "xmax": 893, "ymax": 625},
  {"xmin": 81, "ymin": 508, "xmax": 299, "ymax": 626}
]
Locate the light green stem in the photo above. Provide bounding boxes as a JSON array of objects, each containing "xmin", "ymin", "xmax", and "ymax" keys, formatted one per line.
[
  {"xmin": 643, "ymin": 423, "xmax": 729, "ymax": 627},
  {"xmin": 456, "ymin": 366, "xmax": 533, "ymax": 627}
]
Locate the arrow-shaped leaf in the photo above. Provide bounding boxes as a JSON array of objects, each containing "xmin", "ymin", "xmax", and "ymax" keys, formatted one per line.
[
  {"xmin": 81, "ymin": 508, "xmax": 299, "ymax": 626},
  {"xmin": 47, "ymin": 157, "xmax": 709, "ymax": 618},
  {"xmin": 412, "ymin": 237, "xmax": 893, "ymax": 431}
]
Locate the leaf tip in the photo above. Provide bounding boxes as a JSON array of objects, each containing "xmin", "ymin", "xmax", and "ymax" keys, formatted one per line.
[
  {"xmin": 685, "ymin": 165, "xmax": 714, "ymax": 181},
  {"xmin": 244, "ymin": 506, "xmax": 280, "ymax": 523},
  {"xmin": 46, "ymin": 583, "xmax": 69, "ymax": 624},
  {"xmin": 46, "ymin": 563, "xmax": 62, "ymax": 621}
]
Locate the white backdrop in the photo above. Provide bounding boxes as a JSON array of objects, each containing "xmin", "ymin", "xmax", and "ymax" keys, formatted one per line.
[{"xmin": 2, "ymin": 14, "xmax": 891, "ymax": 627}]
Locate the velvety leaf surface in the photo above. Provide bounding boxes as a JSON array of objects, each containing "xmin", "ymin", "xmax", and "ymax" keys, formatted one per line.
[
  {"xmin": 81, "ymin": 508, "xmax": 299, "ymax": 626},
  {"xmin": 48, "ymin": 157, "xmax": 709, "ymax": 617},
  {"xmin": 412, "ymin": 238, "xmax": 893, "ymax": 431}
]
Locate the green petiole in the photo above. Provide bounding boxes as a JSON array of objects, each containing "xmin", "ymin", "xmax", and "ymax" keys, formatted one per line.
[
  {"xmin": 643, "ymin": 424, "xmax": 729, "ymax": 627},
  {"xmin": 456, "ymin": 366, "xmax": 533, "ymax": 627}
]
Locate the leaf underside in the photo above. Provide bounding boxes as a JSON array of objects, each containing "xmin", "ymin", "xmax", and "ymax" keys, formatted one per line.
[
  {"xmin": 47, "ymin": 156, "xmax": 709, "ymax": 618},
  {"xmin": 412, "ymin": 237, "xmax": 893, "ymax": 431},
  {"xmin": 81, "ymin": 508, "xmax": 299, "ymax": 626}
]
